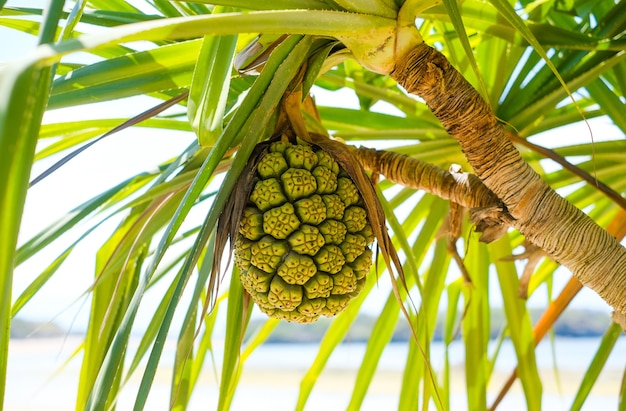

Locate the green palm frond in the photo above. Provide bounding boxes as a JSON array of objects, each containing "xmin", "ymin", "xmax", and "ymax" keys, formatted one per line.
[{"xmin": 1, "ymin": 1, "xmax": 625, "ymax": 410}]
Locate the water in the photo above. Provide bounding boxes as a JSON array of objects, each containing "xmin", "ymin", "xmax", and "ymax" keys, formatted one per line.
[{"xmin": 5, "ymin": 336, "xmax": 625, "ymax": 410}]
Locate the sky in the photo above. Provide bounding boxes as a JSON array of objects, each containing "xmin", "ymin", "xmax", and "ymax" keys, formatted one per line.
[{"xmin": 1, "ymin": 4, "xmax": 621, "ymax": 334}]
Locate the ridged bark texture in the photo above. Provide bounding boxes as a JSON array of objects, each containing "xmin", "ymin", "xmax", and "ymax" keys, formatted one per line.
[
  {"xmin": 354, "ymin": 146, "xmax": 501, "ymax": 209},
  {"xmin": 391, "ymin": 42, "xmax": 626, "ymax": 315}
]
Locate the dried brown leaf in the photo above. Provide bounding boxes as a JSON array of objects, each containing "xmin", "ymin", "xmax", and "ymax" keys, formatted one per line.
[
  {"xmin": 500, "ymin": 240, "xmax": 546, "ymax": 299},
  {"xmin": 445, "ymin": 202, "xmax": 472, "ymax": 285},
  {"xmin": 470, "ymin": 205, "xmax": 512, "ymax": 243},
  {"xmin": 304, "ymin": 132, "xmax": 417, "ymax": 341},
  {"xmin": 210, "ymin": 142, "xmax": 272, "ymax": 306}
]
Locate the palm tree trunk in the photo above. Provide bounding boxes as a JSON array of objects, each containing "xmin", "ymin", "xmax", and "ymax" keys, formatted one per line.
[{"xmin": 390, "ymin": 42, "xmax": 626, "ymax": 316}]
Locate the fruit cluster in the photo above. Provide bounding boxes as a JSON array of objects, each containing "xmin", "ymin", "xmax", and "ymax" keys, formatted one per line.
[{"xmin": 234, "ymin": 140, "xmax": 374, "ymax": 323}]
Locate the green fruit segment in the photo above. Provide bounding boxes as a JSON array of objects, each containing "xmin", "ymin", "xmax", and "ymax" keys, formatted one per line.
[
  {"xmin": 340, "ymin": 233, "xmax": 367, "ymax": 263},
  {"xmin": 294, "ymin": 194, "xmax": 326, "ymax": 225},
  {"xmin": 257, "ymin": 151, "xmax": 288, "ymax": 179},
  {"xmin": 343, "ymin": 206, "xmax": 367, "ymax": 233},
  {"xmin": 263, "ymin": 203, "xmax": 300, "ymax": 240},
  {"xmin": 236, "ymin": 139, "xmax": 374, "ymax": 323},
  {"xmin": 245, "ymin": 266, "xmax": 274, "ymax": 293},
  {"xmin": 239, "ymin": 207, "xmax": 265, "ymax": 240},
  {"xmin": 288, "ymin": 224, "xmax": 325, "ymax": 256},
  {"xmin": 250, "ymin": 235, "xmax": 288, "ymax": 272},
  {"xmin": 277, "ymin": 252, "xmax": 317, "ymax": 285},
  {"xmin": 281, "ymin": 168, "xmax": 317, "ymax": 201},
  {"xmin": 285, "ymin": 144, "xmax": 318, "ymax": 170},
  {"xmin": 268, "ymin": 276, "xmax": 303, "ymax": 311},
  {"xmin": 269, "ymin": 140, "xmax": 289, "ymax": 153},
  {"xmin": 318, "ymin": 219, "xmax": 347, "ymax": 245},
  {"xmin": 250, "ymin": 178, "xmax": 287, "ymax": 211},
  {"xmin": 314, "ymin": 244, "xmax": 346, "ymax": 274},
  {"xmin": 298, "ymin": 298, "xmax": 326, "ymax": 317},
  {"xmin": 322, "ymin": 194, "xmax": 345, "ymax": 219},
  {"xmin": 303, "ymin": 273, "xmax": 333, "ymax": 299},
  {"xmin": 234, "ymin": 237, "xmax": 253, "ymax": 271},
  {"xmin": 331, "ymin": 265, "xmax": 357, "ymax": 295},
  {"xmin": 316, "ymin": 150, "xmax": 340, "ymax": 174},
  {"xmin": 312, "ymin": 165, "xmax": 338, "ymax": 194},
  {"xmin": 324, "ymin": 294, "xmax": 351, "ymax": 315},
  {"xmin": 359, "ymin": 224, "xmax": 375, "ymax": 244},
  {"xmin": 335, "ymin": 177, "xmax": 360, "ymax": 206},
  {"xmin": 350, "ymin": 248, "xmax": 372, "ymax": 280}
]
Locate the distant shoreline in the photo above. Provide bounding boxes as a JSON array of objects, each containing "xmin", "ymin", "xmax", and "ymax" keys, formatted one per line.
[
  {"xmin": 244, "ymin": 308, "xmax": 618, "ymax": 344},
  {"xmin": 12, "ymin": 307, "xmax": 618, "ymax": 341}
]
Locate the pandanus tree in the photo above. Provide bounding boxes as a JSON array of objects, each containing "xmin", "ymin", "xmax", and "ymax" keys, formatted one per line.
[{"xmin": 1, "ymin": 0, "xmax": 625, "ymax": 410}]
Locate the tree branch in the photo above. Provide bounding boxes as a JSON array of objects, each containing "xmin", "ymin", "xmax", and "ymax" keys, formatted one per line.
[
  {"xmin": 390, "ymin": 42, "xmax": 626, "ymax": 315},
  {"xmin": 352, "ymin": 146, "xmax": 513, "ymax": 243},
  {"xmin": 507, "ymin": 131, "xmax": 626, "ymax": 211},
  {"xmin": 353, "ymin": 146, "xmax": 498, "ymax": 208}
]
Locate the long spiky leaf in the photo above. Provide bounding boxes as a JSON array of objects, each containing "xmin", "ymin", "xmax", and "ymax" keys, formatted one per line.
[
  {"xmin": 30, "ymin": 92, "xmax": 188, "ymax": 187},
  {"xmin": 133, "ymin": 35, "xmax": 314, "ymax": 411}
]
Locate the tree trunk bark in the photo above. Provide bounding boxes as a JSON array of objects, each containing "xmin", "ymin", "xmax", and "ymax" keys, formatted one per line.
[
  {"xmin": 390, "ymin": 42, "xmax": 626, "ymax": 316},
  {"xmin": 352, "ymin": 147, "xmax": 513, "ymax": 242},
  {"xmin": 353, "ymin": 146, "xmax": 501, "ymax": 209}
]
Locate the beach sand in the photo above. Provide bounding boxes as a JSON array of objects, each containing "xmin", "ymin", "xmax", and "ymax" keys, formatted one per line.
[{"xmin": 5, "ymin": 337, "xmax": 624, "ymax": 411}]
